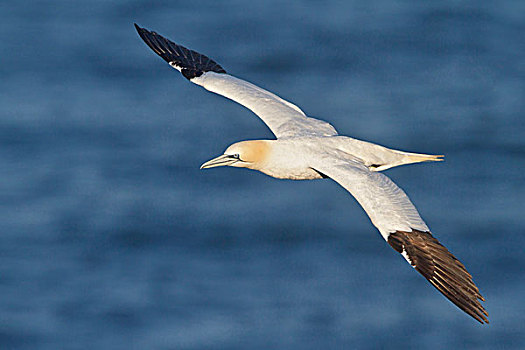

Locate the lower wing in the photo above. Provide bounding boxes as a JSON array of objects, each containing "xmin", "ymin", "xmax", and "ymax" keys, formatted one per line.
[{"xmin": 311, "ymin": 156, "xmax": 488, "ymax": 323}]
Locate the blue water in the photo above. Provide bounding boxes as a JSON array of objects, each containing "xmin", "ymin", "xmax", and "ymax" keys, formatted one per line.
[{"xmin": 1, "ymin": 1, "xmax": 524, "ymax": 349}]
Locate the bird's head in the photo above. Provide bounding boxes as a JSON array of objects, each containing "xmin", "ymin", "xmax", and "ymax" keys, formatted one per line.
[{"xmin": 200, "ymin": 140, "xmax": 271, "ymax": 170}]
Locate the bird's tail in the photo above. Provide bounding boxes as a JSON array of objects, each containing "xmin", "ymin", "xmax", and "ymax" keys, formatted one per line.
[
  {"xmin": 371, "ymin": 151, "xmax": 444, "ymax": 171},
  {"xmin": 401, "ymin": 152, "xmax": 444, "ymax": 165}
]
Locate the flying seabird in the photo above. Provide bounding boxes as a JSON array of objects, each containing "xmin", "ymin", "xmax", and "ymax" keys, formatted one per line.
[{"xmin": 134, "ymin": 24, "xmax": 488, "ymax": 324}]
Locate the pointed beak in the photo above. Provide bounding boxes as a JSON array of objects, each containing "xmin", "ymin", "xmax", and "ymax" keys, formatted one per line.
[{"xmin": 200, "ymin": 154, "xmax": 239, "ymax": 169}]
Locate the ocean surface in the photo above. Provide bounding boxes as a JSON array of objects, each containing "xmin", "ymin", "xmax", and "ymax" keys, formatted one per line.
[{"xmin": 1, "ymin": 1, "xmax": 524, "ymax": 349}]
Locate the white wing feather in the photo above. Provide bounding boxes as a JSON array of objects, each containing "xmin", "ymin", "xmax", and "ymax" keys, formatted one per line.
[
  {"xmin": 191, "ymin": 72, "xmax": 338, "ymax": 138},
  {"xmin": 311, "ymin": 156, "xmax": 429, "ymax": 239}
]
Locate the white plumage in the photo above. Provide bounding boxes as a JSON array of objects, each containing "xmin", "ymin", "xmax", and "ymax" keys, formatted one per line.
[
  {"xmin": 135, "ymin": 24, "xmax": 488, "ymax": 324},
  {"xmin": 192, "ymin": 72, "xmax": 338, "ymax": 138}
]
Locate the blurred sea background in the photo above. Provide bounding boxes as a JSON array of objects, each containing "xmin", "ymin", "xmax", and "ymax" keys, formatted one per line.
[{"xmin": 1, "ymin": 1, "xmax": 524, "ymax": 349}]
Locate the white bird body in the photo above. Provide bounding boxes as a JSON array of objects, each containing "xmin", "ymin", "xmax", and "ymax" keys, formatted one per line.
[
  {"xmin": 135, "ymin": 24, "xmax": 488, "ymax": 324},
  {"xmin": 218, "ymin": 138, "xmax": 430, "ymax": 236},
  {"xmin": 220, "ymin": 136, "xmax": 439, "ymax": 177}
]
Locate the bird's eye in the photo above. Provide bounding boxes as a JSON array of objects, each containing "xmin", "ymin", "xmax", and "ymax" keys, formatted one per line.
[{"xmin": 232, "ymin": 154, "xmax": 240, "ymax": 159}]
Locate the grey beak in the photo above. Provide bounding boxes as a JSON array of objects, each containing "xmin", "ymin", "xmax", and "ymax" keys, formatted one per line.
[{"xmin": 200, "ymin": 154, "xmax": 239, "ymax": 169}]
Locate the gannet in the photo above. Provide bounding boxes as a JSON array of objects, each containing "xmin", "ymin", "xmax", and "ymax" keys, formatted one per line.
[{"xmin": 135, "ymin": 24, "xmax": 488, "ymax": 324}]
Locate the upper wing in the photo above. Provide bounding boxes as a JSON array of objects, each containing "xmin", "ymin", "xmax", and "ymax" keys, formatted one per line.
[
  {"xmin": 135, "ymin": 24, "xmax": 337, "ymax": 138},
  {"xmin": 311, "ymin": 156, "xmax": 488, "ymax": 323}
]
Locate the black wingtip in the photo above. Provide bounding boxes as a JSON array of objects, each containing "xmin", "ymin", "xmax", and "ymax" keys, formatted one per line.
[
  {"xmin": 134, "ymin": 23, "xmax": 144, "ymax": 35},
  {"xmin": 388, "ymin": 230, "xmax": 489, "ymax": 324},
  {"xmin": 134, "ymin": 24, "xmax": 227, "ymax": 80}
]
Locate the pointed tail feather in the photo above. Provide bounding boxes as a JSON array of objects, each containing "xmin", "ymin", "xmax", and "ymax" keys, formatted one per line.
[
  {"xmin": 403, "ymin": 152, "xmax": 444, "ymax": 164},
  {"xmin": 370, "ymin": 152, "xmax": 444, "ymax": 171}
]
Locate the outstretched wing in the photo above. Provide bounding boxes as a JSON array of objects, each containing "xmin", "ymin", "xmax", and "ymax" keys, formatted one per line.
[
  {"xmin": 135, "ymin": 24, "xmax": 337, "ymax": 138},
  {"xmin": 311, "ymin": 156, "xmax": 488, "ymax": 323}
]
